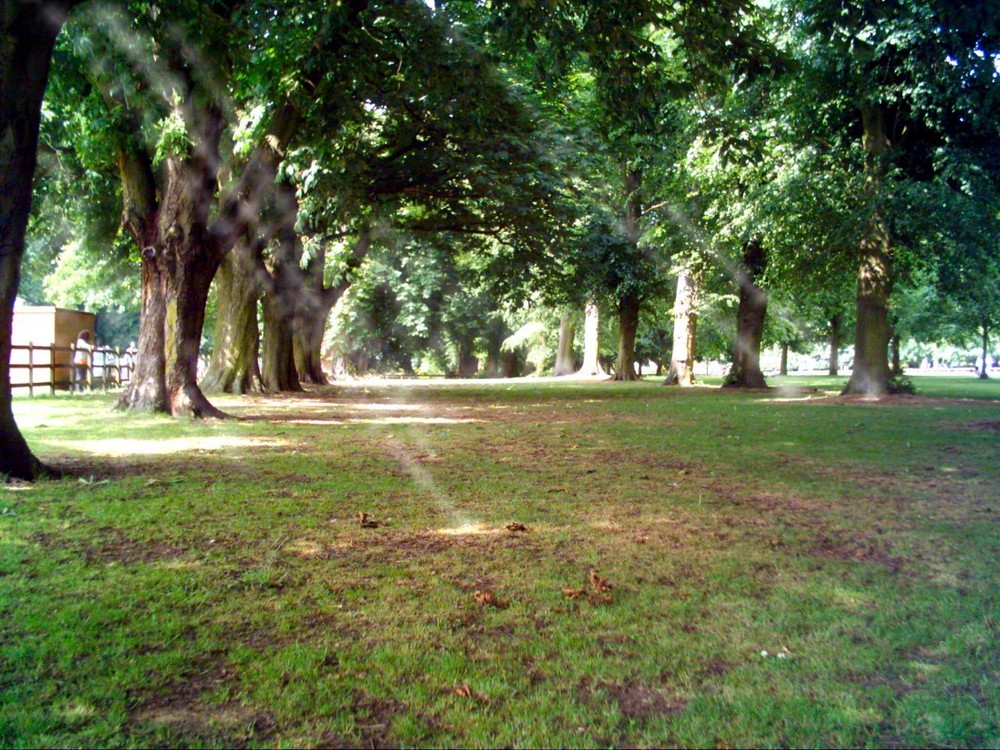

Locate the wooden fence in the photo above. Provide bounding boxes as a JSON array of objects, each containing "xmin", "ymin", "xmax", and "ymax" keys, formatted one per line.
[{"xmin": 9, "ymin": 344, "xmax": 134, "ymax": 396}]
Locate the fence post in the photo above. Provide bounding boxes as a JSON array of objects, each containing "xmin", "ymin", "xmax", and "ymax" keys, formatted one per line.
[
  {"xmin": 27, "ymin": 342, "xmax": 34, "ymax": 397},
  {"xmin": 49, "ymin": 344, "xmax": 56, "ymax": 396}
]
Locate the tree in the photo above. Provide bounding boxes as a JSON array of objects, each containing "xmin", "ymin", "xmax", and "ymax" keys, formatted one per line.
[
  {"xmin": 1, "ymin": 0, "xmax": 85, "ymax": 480},
  {"xmin": 790, "ymin": 0, "xmax": 1000, "ymax": 395}
]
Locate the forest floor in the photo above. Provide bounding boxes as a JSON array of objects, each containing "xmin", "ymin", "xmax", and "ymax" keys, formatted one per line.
[{"xmin": 3, "ymin": 375, "xmax": 999, "ymax": 748}]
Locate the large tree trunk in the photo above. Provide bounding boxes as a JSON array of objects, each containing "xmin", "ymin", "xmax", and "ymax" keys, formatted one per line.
[
  {"xmin": 1, "ymin": 0, "xmax": 79, "ymax": 480},
  {"xmin": 553, "ymin": 312, "xmax": 576, "ymax": 376},
  {"xmin": 723, "ymin": 238, "xmax": 768, "ymax": 389},
  {"xmin": 119, "ymin": 103, "xmax": 227, "ymax": 418},
  {"xmin": 779, "ymin": 342, "xmax": 789, "ymax": 376},
  {"xmin": 844, "ymin": 105, "xmax": 893, "ymax": 396},
  {"xmin": 611, "ymin": 293, "xmax": 641, "ymax": 381},
  {"xmin": 292, "ymin": 244, "xmax": 332, "ymax": 385},
  {"xmin": 293, "ymin": 300, "xmax": 334, "ymax": 385},
  {"xmin": 577, "ymin": 301, "xmax": 605, "ymax": 376},
  {"xmin": 291, "ymin": 233, "xmax": 370, "ymax": 385},
  {"xmin": 261, "ymin": 291, "xmax": 300, "ymax": 391},
  {"xmin": 828, "ymin": 313, "xmax": 841, "ymax": 376},
  {"xmin": 663, "ymin": 265, "xmax": 698, "ymax": 386},
  {"xmin": 260, "ymin": 182, "xmax": 305, "ymax": 392},
  {"xmin": 201, "ymin": 242, "xmax": 264, "ymax": 394}
]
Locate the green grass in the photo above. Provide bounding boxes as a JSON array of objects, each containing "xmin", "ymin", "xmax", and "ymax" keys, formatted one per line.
[{"xmin": 3, "ymin": 377, "xmax": 998, "ymax": 748}]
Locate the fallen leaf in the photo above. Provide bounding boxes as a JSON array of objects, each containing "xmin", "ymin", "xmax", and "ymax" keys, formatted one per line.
[
  {"xmin": 589, "ymin": 569, "xmax": 612, "ymax": 592},
  {"xmin": 474, "ymin": 589, "xmax": 509, "ymax": 609},
  {"xmin": 562, "ymin": 588, "xmax": 586, "ymax": 599},
  {"xmin": 357, "ymin": 512, "xmax": 379, "ymax": 529},
  {"xmin": 506, "ymin": 523, "xmax": 528, "ymax": 532},
  {"xmin": 454, "ymin": 683, "xmax": 472, "ymax": 697}
]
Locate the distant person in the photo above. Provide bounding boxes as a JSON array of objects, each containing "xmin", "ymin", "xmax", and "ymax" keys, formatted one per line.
[
  {"xmin": 73, "ymin": 330, "xmax": 93, "ymax": 392},
  {"xmin": 124, "ymin": 341, "xmax": 138, "ymax": 380}
]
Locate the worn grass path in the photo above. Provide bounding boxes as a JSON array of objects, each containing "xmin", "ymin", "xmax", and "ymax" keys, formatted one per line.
[{"xmin": 3, "ymin": 377, "xmax": 999, "ymax": 747}]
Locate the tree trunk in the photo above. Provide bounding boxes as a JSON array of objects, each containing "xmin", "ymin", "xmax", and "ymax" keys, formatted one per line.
[
  {"xmin": 612, "ymin": 168, "xmax": 643, "ymax": 382},
  {"xmin": 260, "ymin": 183, "xmax": 305, "ymax": 392},
  {"xmin": 890, "ymin": 332, "xmax": 902, "ymax": 376},
  {"xmin": 553, "ymin": 312, "xmax": 576, "ymax": 376},
  {"xmin": 201, "ymin": 243, "xmax": 264, "ymax": 394},
  {"xmin": 828, "ymin": 313, "xmax": 841, "ymax": 376},
  {"xmin": 664, "ymin": 265, "xmax": 698, "ymax": 386},
  {"xmin": 456, "ymin": 339, "xmax": 478, "ymax": 378},
  {"xmin": 611, "ymin": 293, "xmax": 640, "ymax": 381},
  {"xmin": 502, "ymin": 350, "xmax": 521, "ymax": 378},
  {"xmin": 119, "ymin": 107, "xmax": 228, "ymax": 418},
  {"xmin": 723, "ymin": 238, "xmax": 768, "ymax": 389},
  {"xmin": 844, "ymin": 105, "xmax": 893, "ymax": 396},
  {"xmin": 293, "ymin": 299, "xmax": 334, "ymax": 384},
  {"xmin": 118, "ymin": 252, "xmax": 168, "ymax": 412},
  {"xmin": 979, "ymin": 322, "xmax": 990, "ymax": 379},
  {"xmin": 0, "ymin": 0, "xmax": 80, "ymax": 479},
  {"xmin": 261, "ymin": 291, "xmax": 300, "ymax": 392},
  {"xmin": 779, "ymin": 342, "xmax": 789, "ymax": 376},
  {"xmin": 577, "ymin": 301, "xmax": 605, "ymax": 376}
]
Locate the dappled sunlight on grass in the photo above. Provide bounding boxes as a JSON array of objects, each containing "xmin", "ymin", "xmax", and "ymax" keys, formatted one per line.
[
  {"xmin": 43, "ymin": 436, "xmax": 291, "ymax": 457},
  {"xmin": 433, "ymin": 522, "xmax": 503, "ymax": 537},
  {"xmin": 4, "ymin": 378, "xmax": 998, "ymax": 748},
  {"xmin": 283, "ymin": 416, "xmax": 483, "ymax": 426}
]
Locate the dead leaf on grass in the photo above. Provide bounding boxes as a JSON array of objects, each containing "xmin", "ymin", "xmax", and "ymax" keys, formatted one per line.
[
  {"xmin": 357, "ymin": 512, "xmax": 380, "ymax": 529},
  {"xmin": 506, "ymin": 523, "xmax": 528, "ymax": 533},
  {"xmin": 589, "ymin": 569, "xmax": 612, "ymax": 593},
  {"xmin": 473, "ymin": 589, "xmax": 509, "ymax": 609},
  {"xmin": 563, "ymin": 588, "xmax": 586, "ymax": 599},
  {"xmin": 454, "ymin": 683, "xmax": 472, "ymax": 697}
]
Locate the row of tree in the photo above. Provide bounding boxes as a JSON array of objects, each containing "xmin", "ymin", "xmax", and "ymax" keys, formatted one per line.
[{"xmin": 2, "ymin": 0, "xmax": 999, "ymax": 480}]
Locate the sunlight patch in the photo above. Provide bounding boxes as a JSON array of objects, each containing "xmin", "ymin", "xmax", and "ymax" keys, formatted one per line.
[
  {"xmin": 348, "ymin": 416, "xmax": 482, "ymax": 425},
  {"xmin": 284, "ymin": 539, "xmax": 326, "ymax": 557},
  {"xmin": 44, "ymin": 436, "xmax": 290, "ymax": 457},
  {"xmin": 435, "ymin": 522, "xmax": 500, "ymax": 536}
]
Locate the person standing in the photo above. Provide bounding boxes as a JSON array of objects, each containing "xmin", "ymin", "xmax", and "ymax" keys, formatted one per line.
[{"xmin": 73, "ymin": 330, "xmax": 93, "ymax": 392}]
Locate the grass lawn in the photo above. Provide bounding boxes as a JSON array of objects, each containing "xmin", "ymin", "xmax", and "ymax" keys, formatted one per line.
[{"xmin": 2, "ymin": 375, "xmax": 998, "ymax": 748}]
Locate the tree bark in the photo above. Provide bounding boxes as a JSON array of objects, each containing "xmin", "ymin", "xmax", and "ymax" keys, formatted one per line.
[
  {"xmin": 260, "ymin": 186, "xmax": 304, "ymax": 392},
  {"xmin": 553, "ymin": 312, "xmax": 576, "ymax": 376},
  {"xmin": 501, "ymin": 349, "xmax": 521, "ymax": 378},
  {"xmin": 118, "ymin": 100, "xmax": 228, "ymax": 418},
  {"xmin": 723, "ymin": 238, "xmax": 768, "ymax": 389},
  {"xmin": 456, "ymin": 339, "xmax": 478, "ymax": 378},
  {"xmin": 201, "ymin": 242, "xmax": 264, "ymax": 394},
  {"xmin": 291, "ymin": 232, "xmax": 370, "ymax": 384},
  {"xmin": 828, "ymin": 313, "xmax": 841, "ymax": 376},
  {"xmin": 890, "ymin": 332, "xmax": 902, "ymax": 376},
  {"xmin": 611, "ymin": 293, "xmax": 641, "ymax": 381},
  {"xmin": 293, "ymin": 305, "xmax": 331, "ymax": 385},
  {"xmin": 844, "ymin": 104, "xmax": 893, "ymax": 396},
  {"xmin": 663, "ymin": 265, "xmax": 698, "ymax": 386},
  {"xmin": 261, "ymin": 290, "xmax": 300, "ymax": 391},
  {"xmin": 779, "ymin": 342, "xmax": 789, "ymax": 376},
  {"xmin": 1, "ymin": 0, "xmax": 80, "ymax": 480},
  {"xmin": 577, "ymin": 301, "xmax": 605, "ymax": 376}
]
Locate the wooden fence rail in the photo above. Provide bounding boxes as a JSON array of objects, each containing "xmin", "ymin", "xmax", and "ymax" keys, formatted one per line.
[{"xmin": 9, "ymin": 344, "xmax": 134, "ymax": 396}]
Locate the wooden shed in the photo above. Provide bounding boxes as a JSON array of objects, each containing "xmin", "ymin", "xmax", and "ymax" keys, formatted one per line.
[{"xmin": 10, "ymin": 305, "xmax": 96, "ymax": 388}]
